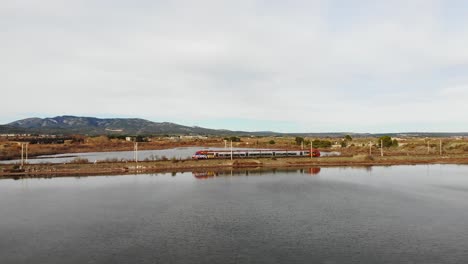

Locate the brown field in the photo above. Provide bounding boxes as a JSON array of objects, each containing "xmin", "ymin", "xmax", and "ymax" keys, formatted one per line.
[
  {"xmin": 1, "ymin": 153, "xmax": 468, "ymax": 179},
  {"xmin": 2, "ymin": 135, "xmax": 468, "ymax": 160},
  {"xmin": 2, "ymin": 135, "xmax": 468, "ymax": 178}
]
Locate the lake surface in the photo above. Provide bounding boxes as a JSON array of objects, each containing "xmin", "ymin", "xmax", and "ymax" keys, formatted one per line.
[
  {"xmin": 0, "ymin": 147, "xmax": 341, "ymax": 164},
  {"xmin": 1, "ymin": 165, "xmax": 468, "ymax": 263}
]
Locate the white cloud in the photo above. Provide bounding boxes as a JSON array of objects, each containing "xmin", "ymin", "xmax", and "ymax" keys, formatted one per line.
[{"xmin": 1, "ymin": 0, "xmax": 468, "ymax": 132}]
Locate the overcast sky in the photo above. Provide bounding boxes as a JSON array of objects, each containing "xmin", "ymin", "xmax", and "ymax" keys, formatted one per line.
[{"xmin": 2, "ymin": 0, "xmax": 468, "ymax": 132}]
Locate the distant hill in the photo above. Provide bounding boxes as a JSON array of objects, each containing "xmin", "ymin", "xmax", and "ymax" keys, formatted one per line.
[
  {"xmin": 3, "ymin": 116, "xmax": 468, "ymax": 137},
  {"xmin": 4, "ymin": 116, "xmax": 284, "ymax": 136},
  {"xmin": 0, "ymin": 125, "xmax": 29, "ymax": 134},
  {"xmin": 5, "ymin": 116, "xmax": 228, "ymax": 136}
]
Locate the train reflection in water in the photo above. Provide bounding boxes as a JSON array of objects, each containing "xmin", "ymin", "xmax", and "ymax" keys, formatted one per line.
[{"xmin": 193, "ymin": 167, "xmax": 321, "ymax": 179}]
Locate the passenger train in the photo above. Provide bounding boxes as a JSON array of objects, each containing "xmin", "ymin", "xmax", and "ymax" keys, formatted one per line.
[{"xmin": 192, "ymin": 149, "xmax": 320, "ymax": 159}]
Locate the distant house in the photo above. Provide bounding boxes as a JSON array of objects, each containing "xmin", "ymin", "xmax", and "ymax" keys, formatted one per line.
[
  {"xmin": 331, "ymin": 143, "xmax": 342, "ymax": 149},
  {"xmin": 105, "ymin": 128, "xmax": 123, "ymax": 132},
  {"xmin": 125, "ymin": 137, "xmax": 133, "ymax": 142},
  {"xmin": 169, "ymin": 136, "xmax": 180, "ymax": 142}
]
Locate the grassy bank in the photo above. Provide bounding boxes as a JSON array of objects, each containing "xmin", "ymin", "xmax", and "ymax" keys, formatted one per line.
[{"xmin": 1, "ymin": 154, "xmax": 468, "ymax": 179}]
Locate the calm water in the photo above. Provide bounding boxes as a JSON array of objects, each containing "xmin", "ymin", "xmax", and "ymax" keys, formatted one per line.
[
  {"xmin": 0, "ymin": 147, "xmax": 340, "ymax": 164},
  {"xmin": 1, "ymin": 165, "xmax": 468, "ymax": 263},
  {"xmin": 0, "ymin": 147, "xmax": 228, "ymax": 164}
]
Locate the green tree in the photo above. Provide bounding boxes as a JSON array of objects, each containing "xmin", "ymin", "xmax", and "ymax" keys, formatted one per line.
[
  {"xmin": 345, "ymin": 135, "xmax": 353, "ymax": 141},
  {"xmin": 135, "ymin": 135, "xmax": 146, "ymax": 142},
  {"xmin": 269, "ymin": 140, "xmax": 276, "ymax": 145},
  {"xmin": 295, "ymin": 137, "xmax": 304, "ymax": 145},
  {"xmin": 312, "ymin": 139, "xmax": 332, "ymax": 148},
  {"xmin": 341, "ymin": 140, "xmax": 347, "ymax": 147},
  {"xmin": 378, "ymin": 136, "xmax": 398, "ymax": 148},
  {"xmin": 228, "ymin": 136, "xmax": 241, "ymax": 142}
]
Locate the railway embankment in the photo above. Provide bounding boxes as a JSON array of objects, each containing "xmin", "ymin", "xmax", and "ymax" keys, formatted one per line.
[{"xmin": 1, "ymin": 154, "xmax": 468, "ymax": 179}]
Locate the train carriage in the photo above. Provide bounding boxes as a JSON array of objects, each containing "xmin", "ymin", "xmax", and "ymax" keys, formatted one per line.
[{"xmin": 192, "ymin": 149, "xmax": 320, "ymax": 159}]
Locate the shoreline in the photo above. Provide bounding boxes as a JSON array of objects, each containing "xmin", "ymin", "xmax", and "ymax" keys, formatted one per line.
[{"xmin": 1, "ymin": 154, "xmax": 468, "ymax": 179}]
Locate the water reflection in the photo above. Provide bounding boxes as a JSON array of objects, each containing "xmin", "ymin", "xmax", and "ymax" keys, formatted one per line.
[
  {"xmin": 307, "ymin": 167, "xmax": 321, "ymax": 175},
  {"xmin": 192, "ymin": 167, "xmax": 322, "ymax": 179},
  {"xmin": 193, "ymin": 171, "xmax": 217, "ymax": 179},
  {"xmin": 1, "ymin": 166, "xmax": 383, "ymax": 182},
  {"xmin": 2, "ymin": 165, "xmax": 468, "ymax": 264}
]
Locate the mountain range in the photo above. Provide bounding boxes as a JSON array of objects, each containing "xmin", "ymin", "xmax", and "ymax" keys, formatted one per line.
[
  {"xmin": 2, "ymin": 116, "xmax": 468, "ymax": 138},
  {"xmin": 1, "ymin": 116, "xmax": 222, "ymax": 136},
  {"xmin": 1, "ymin": 116, "xmax": 282, "ymax": 136}
]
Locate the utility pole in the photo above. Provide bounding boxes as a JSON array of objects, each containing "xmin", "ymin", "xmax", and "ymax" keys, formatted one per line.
[
  {"xmin": 25, "ymin": 143, "xmax": 28, "ymax": 163},
  {"xmin": 230, "ymin": 140, "xmax": 233, "ymax": 160},
  {"xmin": 224, "ymin": 140, "xmax": 227, "ymax": 149},
  {"xmin": 440, "ymin": 139, "xmax": 442, "ymax": 156},
  {"xmin": 134, "ymin": 142, "xmax": 138, "ymax": 164},
  {"xmin": 20, "ymin": 143, "xmax": 24, "ymax": 168},
  {"xmin": 310, "ymin": 140, "xmax": 313, "ymax": 159},
  {"xmin": 380, "ymin": 140, "xmax": 383, "ymax": 157},
  {"xmin": 19, "ymin": 142, "xmax": 29, "ymax": 169},
  {"xmin": 427, "ymin": 140, "xmax": 430, "ymax": 154},
  {"xmin": 369, "ymin": 141, "xmax": 372, "ymax": 156},
  {"xmin": 301, "ymin": 141, "xmax": 304, "ymax": 150}
]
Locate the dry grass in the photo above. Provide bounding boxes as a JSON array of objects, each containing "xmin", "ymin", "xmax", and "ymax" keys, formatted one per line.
[{"xmin": 2, "ymin": 135, "xmax": 468, "ymax": 161}]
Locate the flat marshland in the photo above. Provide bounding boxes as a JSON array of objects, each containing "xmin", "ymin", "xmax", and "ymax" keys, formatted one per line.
[
  {"xmin": 2, "ymin": 154, "xmax": 468, "ymax": 178},
  {"xmin": 2, "ymin": 135, "xmax": 468, "ymax": 178}
]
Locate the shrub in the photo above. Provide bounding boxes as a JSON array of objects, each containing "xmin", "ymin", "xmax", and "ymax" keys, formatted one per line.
[
  {"xmin": 378, "ymin": 136, "xmax": 398, "ymax": 148},
  {"xmin": 224, "ymin": 137, "xmax": 241, "ymax": 142},
  {"xmin": 103, "ymin": 158, "xmax": 119, "ymax": 163},
  {"xmin": 135, "ymin": 135, "xmax": 148, "ymax": 142},
  {"xmin": 231, "ymin": 136, "xmax": 241, "ymax": 142},
  {"xmin": 69, "ymin": 157, "xmax": 89, "ymax": 164},
  {"xmin": 295, "ymin": 137, "xmax": 304, "ymax": 145},
  {"xmin": 353, "ymin": 154, "xmax": 374, "ymax": 161},
  {"xmin": 312, "ymin": 139, "xmax": 332, "ymax": 148}
]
